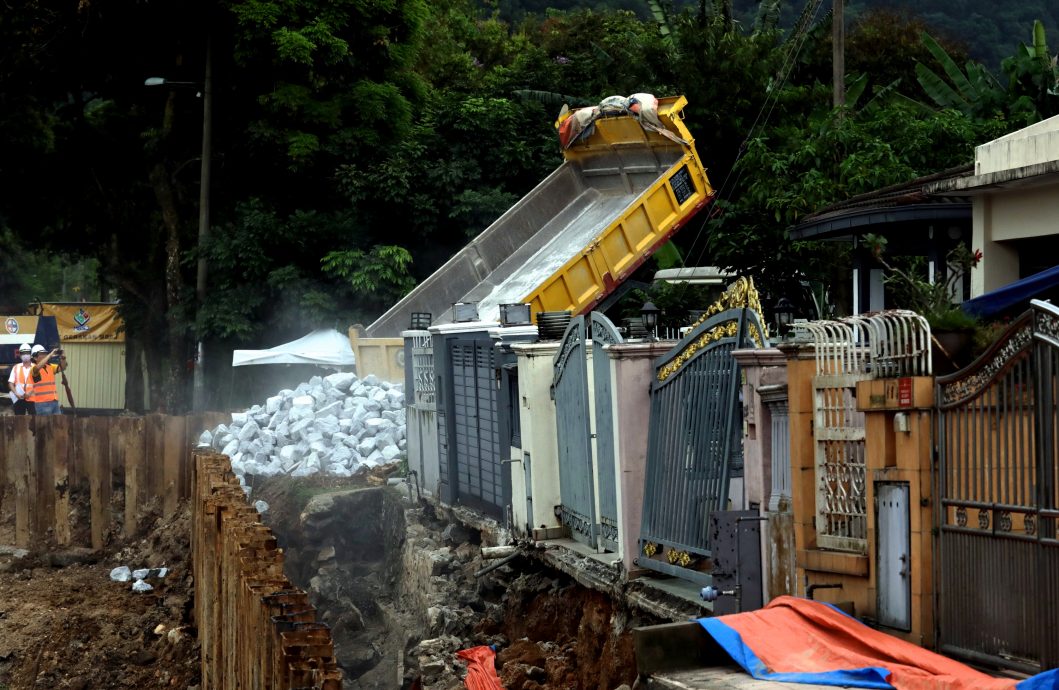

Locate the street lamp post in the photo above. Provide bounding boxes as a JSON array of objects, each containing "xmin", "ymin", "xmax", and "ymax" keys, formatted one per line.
[{"xmin": 193, "ymin": 36, "xmax": 212, "ymax": 411}]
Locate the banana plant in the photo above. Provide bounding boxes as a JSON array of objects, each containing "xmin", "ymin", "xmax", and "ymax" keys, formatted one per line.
[
  {"xmin": 914, "ymin": 31, "xmax": 1007, "ymax": 118},
  {"xmin": 646, "ymin": 0, "xmax": 674, "ymax": 48},
  {"xmin": 1001, "ymin": 20, "xmax": 1059, "ymax": 119},
  {"xmin": 917, "ymin": 22, "xmax": 1058, "ymax": 122}
]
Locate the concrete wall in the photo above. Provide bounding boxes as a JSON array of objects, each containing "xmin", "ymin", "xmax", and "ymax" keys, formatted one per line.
[
  {"xmin": 972, "ymin": 187, "xmax": 1059, "ymax": 295},
  {"xmin": 511, "ymin": 342, "xmax": 563, "ymax": 539},
  {"xmin": 976, "ymin": 113, "xmax": 1059, "ymax": 174},
  {"xmin": 407, "ymin": 406, "xmax": 440, "ymax": 496},
  {"xmin": 607, "ymin": 342, "xmax": 671, "ymax": 572},
  {"xmin": 968, "ymin": 114, "xmax": 1059, "ymax": 296},
  {"xmin": 733, "ymin": 348, "xmax": 796, "ymax": 603}
]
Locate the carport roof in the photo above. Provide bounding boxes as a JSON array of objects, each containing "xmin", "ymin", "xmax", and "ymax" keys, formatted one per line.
[{"xmin": 788, "ymin": 164, "xmax": 973, "ymax": 240}]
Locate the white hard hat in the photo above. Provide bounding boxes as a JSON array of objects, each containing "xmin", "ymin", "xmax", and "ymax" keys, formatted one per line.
[
  {"xmin": 30, "ymin": 344, "xmax": 46, "ymax": 355},
  {"xmin": 18, "ymin": 343, "xmax": 31, "ymax": 353}
]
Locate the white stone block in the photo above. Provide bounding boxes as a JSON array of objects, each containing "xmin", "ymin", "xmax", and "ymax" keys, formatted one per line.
[{"xmin": 292, "ymin": 394, "xmax": 315, "ymax": 408}]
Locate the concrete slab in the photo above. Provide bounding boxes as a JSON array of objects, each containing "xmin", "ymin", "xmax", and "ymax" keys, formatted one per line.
[{"xmin": 649, "ymin": 666, "xmax": 836, "ymax": 689}]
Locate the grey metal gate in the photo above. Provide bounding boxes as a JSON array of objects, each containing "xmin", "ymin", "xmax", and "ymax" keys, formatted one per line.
[
  {"xmin": 450, "ymin": 339, "xmax": 503, "ymax": 517},
  {"xmin": 639, "ymin": 278, "xmax": 768, "ymax": 582},
  {"xmin": 936, "ymin": 300, "xmax": 1059, "ymax": 673},
  {"xmin": 553, "ymin": 316, "xmax": 597, "ymax": 547},
  {"xmin": 591, "ymin": 312, "xmax": 623, "ymax": 551}
]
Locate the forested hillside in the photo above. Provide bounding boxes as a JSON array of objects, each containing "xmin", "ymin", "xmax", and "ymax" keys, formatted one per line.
[
  {"xmin": 1, "ymin": 0, "xmax": 1055, "ymax": 411},
  {"xmin": 495, "ymin": 0, "xmax": 1059, "ymax": 70}
]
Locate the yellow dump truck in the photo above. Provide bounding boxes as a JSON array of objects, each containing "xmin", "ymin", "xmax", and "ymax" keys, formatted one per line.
[{"xmin": 366, "ymin": 96, "xmax": 714, "ymax": 336}]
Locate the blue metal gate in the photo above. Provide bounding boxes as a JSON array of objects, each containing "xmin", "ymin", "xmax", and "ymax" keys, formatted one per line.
[
  {"xmin": 638, "ymin": 278, "xmax": 767, "ymax": 582},
  {"xmin": 450, "ymin": 339, "xmax": 503, "ymax": 517},
  {"xmin": 591, "ymin": 312, "xmax": 623, "ymax": 551},
  {"xmin": 553, "ymin": 316, "xmax": 597, "ymax": 547}
]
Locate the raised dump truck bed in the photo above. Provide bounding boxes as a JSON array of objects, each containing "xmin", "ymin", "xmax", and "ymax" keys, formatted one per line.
[{"xmin": 366, "ymin": 96, "xmax": 713, "ymax": 336}]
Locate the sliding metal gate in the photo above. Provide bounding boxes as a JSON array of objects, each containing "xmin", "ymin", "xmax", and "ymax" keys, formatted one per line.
[
  {"xmin": 936, "ymin": 300, "xmax": 1059, "ymax": 673},
  {"xmin": 639, "ymin": 278, "xmax": 767, "ymax": 582},
  {"xmin": 591, "ymin": 312, "xmax": 624, "ymax": 551},
  {"xmin": 553, "ymin": 316, "xmax": 596, "ymax": 547}
]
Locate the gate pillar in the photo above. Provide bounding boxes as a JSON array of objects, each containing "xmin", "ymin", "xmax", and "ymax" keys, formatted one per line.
[
  {"xmin": 857, "ymin": 376, "xmax": 935, "ymax": 647},
  {"xmin": 733, "ymin": 347, "xmax": 796, "ymax": 603},
  {"xmin": 606, "ymin": 341, "xmax": 674, "ymax": 572}
]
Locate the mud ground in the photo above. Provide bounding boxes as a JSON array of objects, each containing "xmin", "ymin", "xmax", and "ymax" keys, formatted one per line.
[{"xmin": 0, "ymin": 503, "xmax": 200, "ymax": 690}]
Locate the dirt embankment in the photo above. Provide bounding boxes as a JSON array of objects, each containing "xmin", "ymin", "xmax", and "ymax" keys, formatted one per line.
[
  {"xmin": 254, "ymin": 473, "xmax": 649, "ymax": 690},
  {"xmin": 0, "ymin": 504, "xmax": 200, "ymax": 690}
]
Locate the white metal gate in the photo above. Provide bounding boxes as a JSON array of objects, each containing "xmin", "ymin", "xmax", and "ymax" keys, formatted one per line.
[{"xmin": 803, "ymin": 319, "xmax": 872, "ymax": 553}]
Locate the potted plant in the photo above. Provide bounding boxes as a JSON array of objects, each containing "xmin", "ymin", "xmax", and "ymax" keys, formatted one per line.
[{"xmin": 863, "ymin": 234, "xmax": 982, "ymax": 373}]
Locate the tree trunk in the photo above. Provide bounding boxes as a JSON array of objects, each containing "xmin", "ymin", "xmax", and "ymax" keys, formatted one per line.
[
  {"xmin": 150, "ymin": 160, "xmax": 187, "ymax": 413},
  {"xmin": 148, "ymin": 87, "xmax": 188, "ymax": 413}
]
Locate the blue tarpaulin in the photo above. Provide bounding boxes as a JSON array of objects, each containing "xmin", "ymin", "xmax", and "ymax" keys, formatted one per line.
[
  {"xmin": 963, "ymin": 264, "xmax": 1059, "ymax": 318},
  {"xmin": 697, "ymin": 597, "xmax": 1059, "ymax": 689}
]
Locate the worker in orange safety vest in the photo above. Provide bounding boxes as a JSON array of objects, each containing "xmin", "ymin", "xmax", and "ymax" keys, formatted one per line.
[
  {"xmin": 28, "ymin": 344, "xmax": 68, "ymax": 416},
  {"xmin": 7, "ymin": 343, "xmax": 36, "ymax": 415}
]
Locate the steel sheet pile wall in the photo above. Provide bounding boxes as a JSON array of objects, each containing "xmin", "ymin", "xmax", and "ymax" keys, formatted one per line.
[
  {"xmin": 193, "ymin": 450, "xmax": 342, "ymax": 690},
  {"xmin": 0, "ymin": 413, "xmax": 227, "ymax": 548}
]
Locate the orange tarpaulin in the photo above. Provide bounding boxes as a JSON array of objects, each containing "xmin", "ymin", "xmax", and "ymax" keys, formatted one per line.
[
  {"xmin": 701, "ymin": 596, "xmax": 1021, "ymax": 690},
  {"xmin": 457, "ymin": 645, "xmax": 502, "ymax": 690}
]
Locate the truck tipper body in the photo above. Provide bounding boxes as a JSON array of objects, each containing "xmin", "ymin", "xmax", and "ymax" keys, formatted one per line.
[{"xmin": 366, "ymin": 96, "xmax": 714, "ymax": 336}]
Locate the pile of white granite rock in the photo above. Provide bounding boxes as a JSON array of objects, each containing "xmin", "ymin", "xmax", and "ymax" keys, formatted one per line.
[{"xmin": 199, "ymin": 372, "xmax": 405, "ymax": 483}]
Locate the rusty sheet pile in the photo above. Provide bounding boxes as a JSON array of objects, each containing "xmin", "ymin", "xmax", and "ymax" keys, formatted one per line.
[{"xmin": 192, "ymin": 450, "xmax": 342, "ymax": 689}]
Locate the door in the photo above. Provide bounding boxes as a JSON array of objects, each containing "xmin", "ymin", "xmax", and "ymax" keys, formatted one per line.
[
  {"xmin": 876, "ymin": 482, "xmax": 911, "ymax": 631},
  {"xmin": 451, "ymin": 339, "xmax": 503, "ymax": 518},
  {"xmin": 552, "ymin": 316, "xmax": 597, "ymax": 547},
  {"xmin": 591, "ymin": 312, "xmax": 623, "ymax": 551}
]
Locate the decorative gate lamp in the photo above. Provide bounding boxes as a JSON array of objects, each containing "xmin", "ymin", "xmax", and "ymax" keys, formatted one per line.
[
  {"xmin": 773, "ymin": 297, "xmax": 795, "ymax": 338},
  {"xmin": 641, "ymin": 301, "xmax": 660, "ymax": 341},
  {"xmin": 410, "ymin": 312, "xmax": 432, "ymax": 330},
  {"xmin": 452, "ymin": 302, "xmax": 479, "ymax": 323},
  {"xmin": 499, "ymin": 303, "xmax": 532, "ymax": 327}
]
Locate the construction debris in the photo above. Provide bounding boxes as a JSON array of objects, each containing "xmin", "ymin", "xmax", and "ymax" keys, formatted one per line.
[{"xmin": 202, "ymin": 372, "xmax": 406, "ymax": 482}]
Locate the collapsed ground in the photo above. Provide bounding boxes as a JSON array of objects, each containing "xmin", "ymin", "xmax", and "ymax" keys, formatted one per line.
[
  {"xmin": 254, "ymin": 472, "xmax": 652, "ymax": 690},
  {"xmin": 0, "ymin": 467, "xmax": 653, "ymax": 690}
]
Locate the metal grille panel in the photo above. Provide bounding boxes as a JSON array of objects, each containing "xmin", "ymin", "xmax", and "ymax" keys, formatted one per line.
[
  {"xmin": 410, "ymin": 331, "xmax": 436, "ymax": 407},
  {"xmin": 802, "ymin": 318, "xmax": 870, "ymax": 552},
  {"xmin": 451, "ymin": 340, "xmax": 503, "ymax": 516},
  {"xmin": 936, "ymin": 301, "xmax": 1059, "ymax": 672}
]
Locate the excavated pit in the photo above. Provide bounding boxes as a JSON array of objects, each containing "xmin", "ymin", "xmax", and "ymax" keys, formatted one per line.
[{"xmin": 254, "ymin": 474, "xmax": 652, "ymax": 689}]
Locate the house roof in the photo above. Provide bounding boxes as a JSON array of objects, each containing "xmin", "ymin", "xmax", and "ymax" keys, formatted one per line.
[{"xmin": 788, "ymin": 165, "xmax": 974, "ymax": 240}]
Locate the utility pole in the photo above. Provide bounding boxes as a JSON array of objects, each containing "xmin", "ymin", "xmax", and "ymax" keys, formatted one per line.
[
  {"xmin": 832, "ymin": 0, "xmax": 845, "ymax": 109},
  {"xmin": 192, "ymin": 31, "xmax": 213, "ymax": 411}
]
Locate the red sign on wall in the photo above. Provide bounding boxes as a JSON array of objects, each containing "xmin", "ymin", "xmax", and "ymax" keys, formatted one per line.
[{"xmin": 898, "ymin": 377, "xmax": 913, "ymax": 408}]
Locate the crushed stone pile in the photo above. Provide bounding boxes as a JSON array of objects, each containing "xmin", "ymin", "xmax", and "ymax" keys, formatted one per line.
[{"xmin": 201, "ymin": 372, "xmax": 405, "ymax": 487}]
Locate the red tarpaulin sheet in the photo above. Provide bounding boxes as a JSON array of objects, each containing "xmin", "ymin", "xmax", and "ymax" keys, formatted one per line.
[
  {"xmin": 699, "ymin": 596, "xmax": 1042, "ymax": 690},
  {"xmin": 457, "ymin": 645, "xmax": 502, "ymax": 690}
]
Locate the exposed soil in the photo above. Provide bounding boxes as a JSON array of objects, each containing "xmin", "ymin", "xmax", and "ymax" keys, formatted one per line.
[
  {"xmin": 0, "ymin": 504, "xmax": 200, "ymax": 690},
  {"xmin": 486, "ymin": 572, "xmax": 640, "ymax": 690},
  {"xmin": 253, "ymin": 471, "xmax": 647, "ymax": 690}
]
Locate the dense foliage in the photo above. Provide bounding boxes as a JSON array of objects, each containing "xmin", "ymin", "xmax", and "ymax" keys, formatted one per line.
[{"xmin": 0, "ymin": 0, "xmax": 1053, "ymax": 410}]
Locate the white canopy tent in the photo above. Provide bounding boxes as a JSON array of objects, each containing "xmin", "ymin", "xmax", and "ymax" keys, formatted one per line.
[{"xmin": 231, "ymin": 329, "xmax": 356, "ymax": 368}]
